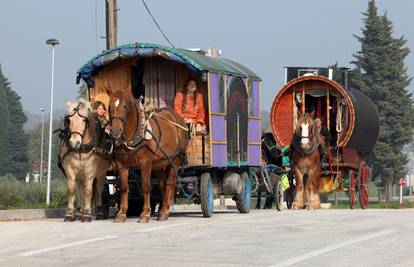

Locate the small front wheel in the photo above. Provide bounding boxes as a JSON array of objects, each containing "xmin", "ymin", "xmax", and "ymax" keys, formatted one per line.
[
  {"xmin": 200, "ymin": 172, "xmax": 214, "ymax": 218},
  {"xmin": 274, "ymin": 181, "xmax": 284, "ymax": 211},
  {"xmin": 236, "ymin": 171, "xmax": 251, "ymax": 213}
]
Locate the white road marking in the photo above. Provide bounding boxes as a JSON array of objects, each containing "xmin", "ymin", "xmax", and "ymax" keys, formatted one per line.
[
  {"xmin": 271, "ymin": 229, "xmax": 394, "ymax": 267},
  {"xmin": 18, "ymin": 235, "xmax": 118, "ymax": 257},
  {"xmin": 135, "ymin": 222, "xmax": 191, "ymax": 233}
]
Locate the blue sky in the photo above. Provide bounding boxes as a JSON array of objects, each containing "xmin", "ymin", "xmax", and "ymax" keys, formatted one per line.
[{"xmin": 0, "ymin": 0, "xmax": 413, "ymax": 113}]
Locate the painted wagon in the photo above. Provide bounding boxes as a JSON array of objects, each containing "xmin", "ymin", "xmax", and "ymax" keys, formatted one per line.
[
  {"xmin": 76, "ymin": 42, "xmax": 262, "ymax": 217},
  {"xmin": 270, "ymin": 67, "xmax": 379, "ymax": 209}
]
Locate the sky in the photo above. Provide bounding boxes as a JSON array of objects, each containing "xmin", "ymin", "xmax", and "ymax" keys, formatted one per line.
[{"xmin": 0, "ymin": 0, "xmax": 413, "ymax": 114}]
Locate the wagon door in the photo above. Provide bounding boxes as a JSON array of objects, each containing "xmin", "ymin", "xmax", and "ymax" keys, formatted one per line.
[{"xmin": 227, "ymin": 77, "xmax": 248, "ymax": 166}]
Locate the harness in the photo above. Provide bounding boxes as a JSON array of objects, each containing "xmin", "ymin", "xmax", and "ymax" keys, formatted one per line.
[{"xmin": 292, "ymin": 120, "xmax": 320, "ymax": 156}]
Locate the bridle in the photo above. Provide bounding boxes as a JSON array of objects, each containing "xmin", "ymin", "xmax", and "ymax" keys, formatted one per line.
[{"xmin": 64, "ymin": 103, "xmax": 90, "ymax": 143}]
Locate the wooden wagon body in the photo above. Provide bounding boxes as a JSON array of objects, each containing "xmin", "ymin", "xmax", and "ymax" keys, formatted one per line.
[
  {"xmin": 76, "ymin": 42, "xmax": 262, "ymax": 216},
  {"xmin": 269, "ymin": 67, "xmax": 380, "ymax": 208}
]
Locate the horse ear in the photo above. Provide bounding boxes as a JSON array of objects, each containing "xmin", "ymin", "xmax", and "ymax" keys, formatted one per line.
[
  {"xmin": 65, "ymin": 100, "xmax": 73, "ymax": 110},
  {"xmin": 310, "ymin": 110, "xmax": 315, "ymax": 118},
  {"xmin": 105, "ymin": 86, "xmax": 113, "ymax": 97},
  {"xmin": 297, "ymin": 108, "xmax": 303, "ymax": 118}
]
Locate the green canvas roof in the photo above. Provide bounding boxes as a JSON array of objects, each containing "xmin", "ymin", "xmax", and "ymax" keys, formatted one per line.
[{"xmin": 76, "ymin": 42, "xmax": 261, "ymax": 85}]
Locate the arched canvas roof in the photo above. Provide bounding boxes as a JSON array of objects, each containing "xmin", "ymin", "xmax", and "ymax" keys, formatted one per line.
[{"xmin": 76, "ymin": 42, "xmax": 261, "ymax": 86}]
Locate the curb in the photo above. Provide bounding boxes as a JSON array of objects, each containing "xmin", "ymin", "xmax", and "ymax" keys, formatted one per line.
[{"xmin": 0, "ymin": 209, "xmax": 66, "ymax": 221}]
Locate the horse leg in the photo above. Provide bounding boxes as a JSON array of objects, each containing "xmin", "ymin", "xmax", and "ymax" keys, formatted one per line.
[
  {"xmin": 293, "ymin": 168, "xmax": 304, "ymax": 209},
  {"xmin": 64, "ymin": 170, "xmax": 76, "ymax": 222},
  {"xmin": 81, "ymin": 176, "xmax": 94, "ymax": 222},
  {"xmin": 114, "ymin": 167, "xmax": 129, "ymax": 223},
  {"xmin": 138, "ymin": 160, "xmax": 152, "ymax": 223},
  {"xmin": 95, "ymin": 174, "xmax": 106, "ymax": 220},
  {"xmin": 74, "ymin": 179, "xmax": 84, "ymax": 220},
  {"xmin": 307, "ymin": 168, "xmax": 321, "ymax": 210},
  {"xmin": 158, "ymin": 162, "xmax": 177, "ymax": 221},
  {"xmin": 256, "ymin": 191, "xmax": 262, "ymax": 209}
]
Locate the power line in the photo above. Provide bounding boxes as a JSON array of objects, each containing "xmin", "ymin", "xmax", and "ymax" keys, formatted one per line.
[{"xmin": 141, "ymin": 0, "xmax": 175, "ymax": 48}]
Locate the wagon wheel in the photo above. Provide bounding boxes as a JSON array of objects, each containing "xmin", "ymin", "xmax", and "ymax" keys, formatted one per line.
[
  {"xmin": 274, "ymin": 180, "xmax": 284, "ymax": 211},
  {"xmin": 357, "ymin": 161, "xmax": 371, "ymax": 209},
  {"xmin": 200, "ymin": 172, "xmax": 214, "ymax": 218},
  {"xmin": 348, "ymin": 169, "xmax": 357, "ymax": 209},
  {"xmin": 236, "ymin": 171, "xmax": 251, "ymax": 213}
]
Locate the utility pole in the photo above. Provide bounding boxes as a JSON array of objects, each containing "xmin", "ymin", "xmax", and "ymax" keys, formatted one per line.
[{"xmin": 105, "ymin": 0, "xmax": 118, "ymax": 49}]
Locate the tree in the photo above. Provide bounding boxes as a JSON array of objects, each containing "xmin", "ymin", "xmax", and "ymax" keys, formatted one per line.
[
  {"xmin": 0, "ymin": 66, "xmax": 11, "ymax": 175},
  {"xmin": 351, "ymin": 0, "xmax": 413, "ymax": 201}
]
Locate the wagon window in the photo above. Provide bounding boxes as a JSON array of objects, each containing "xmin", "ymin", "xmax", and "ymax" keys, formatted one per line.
[
  {"xmin": 218, "ymin": 74, "xmax": 226, "ymax": 113},
  {"xmin": 248, "ymin": 79, "xmax": 254, "ymax": 116}
]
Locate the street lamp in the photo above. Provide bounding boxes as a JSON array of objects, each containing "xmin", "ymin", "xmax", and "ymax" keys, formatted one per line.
[
  {"xmin": 46, "ymin": 38, "xmax": 59, "ymax": 206},
  {"xmin": 40, "ymin": 107, "xmax": 45, "ymax": 183}
]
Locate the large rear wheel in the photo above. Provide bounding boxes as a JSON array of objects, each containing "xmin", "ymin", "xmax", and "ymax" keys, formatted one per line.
[
  {"xmin": 236, "ymin": 171, "xmax": 251, "ymax": 213},
  {"xmin": 348, "ymin": 170, "xmax": 356, "ymax": 209},
  {"xmin": 200, "ymin": 172, "xmax": 214, "ymax": 218},
  {"xmin": 358, "ymin": 161, "xmax": 370, "ymax": 209}
]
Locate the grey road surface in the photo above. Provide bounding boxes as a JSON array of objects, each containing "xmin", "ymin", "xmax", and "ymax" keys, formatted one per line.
[{"xmin": 0, "ymin": 209, "xmax": 412, "ymax": 267}]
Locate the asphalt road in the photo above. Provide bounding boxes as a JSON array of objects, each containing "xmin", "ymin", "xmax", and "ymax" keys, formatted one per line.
[{"xmin": 0, "ymin": 208, "xmax": 413, "ymax": 267}]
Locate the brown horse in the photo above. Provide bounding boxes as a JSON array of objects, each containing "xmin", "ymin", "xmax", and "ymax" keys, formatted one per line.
[
  {"xmin": 106, "ymin": 89, "xmax": 189, "ymax": 223},
  {"xmin": 291, "ymin": 112, "xmax": 322, "ymax": 210},
  {"xmin": 59, "ymin": 99, "xmax": 112, "ymax": 221}
]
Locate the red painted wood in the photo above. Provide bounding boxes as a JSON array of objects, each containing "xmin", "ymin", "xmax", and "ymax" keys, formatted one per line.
[{"xmin": 270, "ymin": 90, "xmax": 293, "ymax": 147}]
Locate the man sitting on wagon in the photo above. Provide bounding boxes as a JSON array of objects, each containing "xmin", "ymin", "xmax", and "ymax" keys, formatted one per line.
[
  {"xmin": 314, "ymin": 117, "xmax": 331, "ymax": 164},
  {"xmin": 173, "ymin": 77, "xmax": 206, "ymax": 135}
]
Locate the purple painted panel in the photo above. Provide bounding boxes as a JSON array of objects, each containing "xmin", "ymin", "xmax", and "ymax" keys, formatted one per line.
[
  {"xmin": 248, "ymin": 144, "xmax": 261, "ymax": 166},
  {"xmin": 212, "ymin": 144, "xmax": 227, "ymax": 167},
  {"xmin": 211, "ymin": 115, "xmax": 226, "ymax": 142},
  {"xmin": 209, "ymin": 73, "xmax": 220, "ymax": 113},
  {"xmin": 248, "ymin": 119, "xmax": 261, "ymax": 142},
  {"xmin": 253, "ymin": 81, "xmax": 260, "ymax": 116}
]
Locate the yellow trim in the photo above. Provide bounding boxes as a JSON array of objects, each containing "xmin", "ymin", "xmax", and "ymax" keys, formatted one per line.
[
  {"xmin": 248, "ymin": 116, "xmax": 261, "ymax": 120},
  {"xmin": 207, "ymin": 72, "xmax": 213, "ymax": 165},
  {"xmin": 211, "ymin": 112, "xmax": 226, "ymax": 116},
  {"xmin": 212, "ymin": 141, "xmax": 227, "ymax": 145},
  {"xmin": 248, "ymin": 142, "xmax": 261, "ymax": 145}
]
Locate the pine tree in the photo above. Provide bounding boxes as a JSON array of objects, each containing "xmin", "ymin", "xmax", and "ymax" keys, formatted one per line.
[
  {"xmin": 351, "ymin": 0, "xmax": 413, "ymax": 201},
  {"xmin": 0, "ymin": 66, "xmax": 11, "ymax": 175},
  {"xmin": 0, "ymin": 65, "xmax": 28, "ymax": 179}
]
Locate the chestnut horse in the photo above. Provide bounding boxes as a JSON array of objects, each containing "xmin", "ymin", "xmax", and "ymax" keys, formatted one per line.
[
  {"xmin": 107, "ymin": 89, "xmax": 189, "ymax": 223},
  {"xmin": 291, "ymin": 112, "xmax": 322, "ymax": 210},
  {"xmin": 59, "ymin": 99, "xmax": 112, "ymax": 221}
]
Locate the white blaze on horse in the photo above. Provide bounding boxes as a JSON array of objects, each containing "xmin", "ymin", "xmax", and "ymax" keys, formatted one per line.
[{"xmin": 59, "ymin": 99, "xmax": 112, "ymax": 222}]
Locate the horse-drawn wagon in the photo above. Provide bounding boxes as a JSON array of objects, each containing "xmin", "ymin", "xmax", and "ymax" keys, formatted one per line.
[
  {"xmin": 76, "ymin": 42, "xmax": 262, "ymax": 220},
  {"xmin": 269, "ymin": 67, "xmax": 379, "ymax": 209}
]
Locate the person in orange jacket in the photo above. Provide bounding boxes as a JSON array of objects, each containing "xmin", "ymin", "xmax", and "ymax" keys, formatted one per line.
[{"xmin": 173, "ymin": 77, "xmax": 206, "ymax": 133}]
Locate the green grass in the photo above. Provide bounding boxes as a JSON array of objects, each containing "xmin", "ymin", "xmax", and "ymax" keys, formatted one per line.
[{"xmin": 0, "ymin": 176, "xmax": 67, "ymax": 210}]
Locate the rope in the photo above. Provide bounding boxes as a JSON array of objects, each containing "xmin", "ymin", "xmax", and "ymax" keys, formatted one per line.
[
  {"xmin": 336, "ymin": 97, "xmax": 342, "ymax": 133},
  {"xmin": 152, "ymin": 112, "xmax": 189, "ymax": 132}
]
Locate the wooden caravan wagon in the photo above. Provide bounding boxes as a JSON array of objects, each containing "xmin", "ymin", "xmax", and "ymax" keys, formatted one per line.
[
  {"xmin": 270, "ymin": 67, "xmax": 379, "ymax": 209},
  {"xmin": 76, "ymin": 42, "xmax": 262, "ymax": 217}
]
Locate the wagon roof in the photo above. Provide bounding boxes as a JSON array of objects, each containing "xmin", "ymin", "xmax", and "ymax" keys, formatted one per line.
[{"xmin": 76, "ymin": 42, "xmax": 261, "ymax": 82}]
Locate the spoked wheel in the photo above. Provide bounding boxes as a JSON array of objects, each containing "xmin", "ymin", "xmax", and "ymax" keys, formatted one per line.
[
  {"xmin": 274, "ymin": 180, "xmax": 284, "ymax": 211},
  {"xmin": 236, "ymin": 171, "xmax": 251, "ymax": 213},
  {"xmin": 358, "ymin": 161, "xmax": 370, "ymax": 209},
  {"xmin": 200, "ymin": 172, "xmax": 214, "ymax": 218},
  {"xmin": 348, "ymin": 169, "xmax": 357, "ymax": 209}
]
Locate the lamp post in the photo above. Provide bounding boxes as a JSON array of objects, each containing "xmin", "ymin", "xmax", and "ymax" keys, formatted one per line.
[
  {"xmin": 40, "ymin": 107, "xmax": 45, "ymax": 183},
  {"xmin": 46, "ymin": 38, "xmax": 59, "ymax": 206}
]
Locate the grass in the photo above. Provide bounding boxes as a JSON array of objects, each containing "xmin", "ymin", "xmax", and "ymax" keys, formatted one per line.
[{"xmin": 0, "ymin": 176, "xmax": 67, "ymax": 210}]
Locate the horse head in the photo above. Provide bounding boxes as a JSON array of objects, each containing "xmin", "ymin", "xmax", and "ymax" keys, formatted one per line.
[
  {"xmin": 296, "ymin": 111, "xmax": 317, "ymax": 150},
  {"xmin": 106, "ymin": 88, "xmax": 133, "ymax": 140},
  {"xmin": 65, "ymin": 99, "xmax": 92, "ymax": 149}
]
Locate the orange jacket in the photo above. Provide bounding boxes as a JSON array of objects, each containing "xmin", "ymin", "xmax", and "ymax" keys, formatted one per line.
[{"xmin": 173, "ymin": 92, "xmax": 205, "ymax": 125}]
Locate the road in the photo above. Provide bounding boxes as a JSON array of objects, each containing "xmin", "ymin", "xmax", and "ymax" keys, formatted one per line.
[{"xmin": 0, "ymin": 208, "xmax": 413, "ymax": 267}]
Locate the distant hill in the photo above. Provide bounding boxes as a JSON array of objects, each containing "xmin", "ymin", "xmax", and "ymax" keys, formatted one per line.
[{"xmin": 24, "ymin": 110, "xmax": 66, "ymax": 131}]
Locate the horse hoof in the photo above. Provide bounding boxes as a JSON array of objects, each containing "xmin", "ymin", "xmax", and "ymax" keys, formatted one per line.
[
  {"xmin": 95, "ymin": 212, "xmax": 104, "ymax": 220},
  {"xmin": 114, "ymin": 215, "xmax": 127, "ymax": 223},
  {"xmin": 64, "ymin": 215, "xmax": 75, "ymax": 222},
  {"xmin": 255, "ymin": 204, "xmax": 261, "ymax": 209},
  {"xmin": 81, "ymin": 215, "xmax": 92, "ymax": 222},
  {"xmin": 138, "ymin": 215, "xmax": 150, "ymax": 223},
  {"xmin": 157, "ymin": 213, "xmax": 169, "ymax": 221}
]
